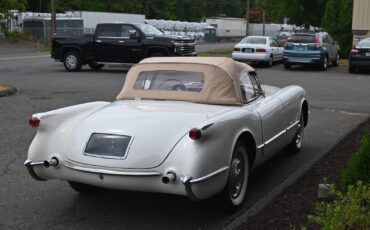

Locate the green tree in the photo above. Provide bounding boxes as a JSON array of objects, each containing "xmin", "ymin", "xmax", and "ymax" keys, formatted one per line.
[
  {"xmin": 0, "ymin": 0, "xmax": 27, "ymax": 33},
  {"xmin": 322, "ymin": 0, "xmax": 353, "ymax": 57},
  {"xmin": 256, "ymin": 0, "xmax": 327, "ymax": 27}
]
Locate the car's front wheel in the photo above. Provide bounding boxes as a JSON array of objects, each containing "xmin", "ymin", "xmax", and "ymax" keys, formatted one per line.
[
  {"xmin": 68, "ymin": 181, "xmax": 101, "ymax": 194},
  {"xmin": 286, "ymin": 111, "xmax": 305, "ymax": 154},
  {"xmin": 220, "ymin": 141, "xmax": 249, "ymax": 211},
  {"xmin": 63, "ymin": 51, "xmax": 82, "ymax": 72}
]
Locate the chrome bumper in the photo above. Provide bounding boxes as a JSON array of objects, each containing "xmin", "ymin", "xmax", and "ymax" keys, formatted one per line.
[
  {"xmin": 24, "ymin": 159, "xmax": 46, "ymax": 181},
  {"xmin": 180, "ymin": 166, "xmax": 229, "ymax": 201}
]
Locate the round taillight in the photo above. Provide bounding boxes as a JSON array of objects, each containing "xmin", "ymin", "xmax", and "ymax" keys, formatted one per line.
[
  {"xmin": 29, "ymin": 117, "xmax": 40, "ymax": 128},
  {"xmin": 189, "ymin": 128, "xmax": 202, "ymax": 140}
]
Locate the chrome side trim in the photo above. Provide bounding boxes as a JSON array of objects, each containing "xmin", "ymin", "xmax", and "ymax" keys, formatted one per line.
[
  {"xmin": 24, "ymin": 159, "xmax": 47, "ymax": 181},
  {"xmin": 189, "ymin": 167, "xmax": 229, "ymax": 184},
  {"xmin": 62, "ymin": 163, "xmax": 161, "ymax": 176},
  {"xmin": 260, "ymin": 120, "xmax": 300, "ymax": 148},
  {"xmin": 264, "ymin": 129, "xmax": 287, "ymax": 146},
  {"xmin": 287, "ymin": 120, "xmax": 300, "ymax": 131}
]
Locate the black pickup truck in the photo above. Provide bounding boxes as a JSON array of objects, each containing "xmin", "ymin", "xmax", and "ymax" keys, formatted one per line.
[{"xmin": 51, "ymin": 23, "xmax": 197, "ymax": 72}]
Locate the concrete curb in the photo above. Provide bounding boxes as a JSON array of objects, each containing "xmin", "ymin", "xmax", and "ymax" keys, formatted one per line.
[
  {"xmin": 0, "ymin": 84, "xmax": 17, "ymax": 97},
  {"xmin": 223, "ymin": 117, "xmax": 370, "ymax": 230}
]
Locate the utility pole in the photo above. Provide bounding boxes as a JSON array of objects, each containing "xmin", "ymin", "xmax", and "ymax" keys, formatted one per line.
[
  {"xmin": 262, "ymin": 10, "xmax": 265, "ymax": 36},
  {"xmin": 246, "ymin": 0, "xmax": 250, "ymax": 36},
  {"xmin": 51, "ymin": 0, "xmax": 56, "ymax": 37}
]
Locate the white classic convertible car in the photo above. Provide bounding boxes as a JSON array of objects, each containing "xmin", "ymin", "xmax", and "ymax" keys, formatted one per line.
[{"xmin": 25, "ymin": 57, "xmax": 308, "ymax": 208}]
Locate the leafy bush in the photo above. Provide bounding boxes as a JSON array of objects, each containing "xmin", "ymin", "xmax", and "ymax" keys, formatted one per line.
[
  {"xmin": 340, "ymin": 130, "xmax": 370, "ymax": 190},
  {"xmin": 6, "ymin": 31, "xmax": 21, "ymax": 42},
  {"xmin": 308, "ymin": 181, "xmax": 370, "ymax": 230}
]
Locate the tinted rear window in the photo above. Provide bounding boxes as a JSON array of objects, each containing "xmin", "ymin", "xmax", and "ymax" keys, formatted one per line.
[
  {"xmin": 240, "ymin": 37, "xmax": 267, "ymax": 45},
  {"xmin": 288, "ymin": 35, "xmax": 315, "ymax": 43}
]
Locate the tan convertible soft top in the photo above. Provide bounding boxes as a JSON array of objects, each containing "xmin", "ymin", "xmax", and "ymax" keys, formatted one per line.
[{"xmin": 116, "ymin": 57, "xmax": 255, "ymax": 105}]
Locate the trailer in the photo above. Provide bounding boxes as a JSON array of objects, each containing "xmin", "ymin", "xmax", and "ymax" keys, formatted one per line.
[
  {"xmin": 205, "ymin": 17, "xmax": 246, "ymax": 41},
  {"xmin": 69, "ymin": 11, "xmax": 145, "ymax": 34}
]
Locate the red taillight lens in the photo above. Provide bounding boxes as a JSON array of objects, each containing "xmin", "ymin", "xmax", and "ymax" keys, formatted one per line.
[
  {"xmin": 255, "ymin": 48, "xmax": 266, "ymax": 53},
  {"xmin": 189, "ymin": 128, "xmax": 202, "ymax": 140},
  {"xmin": 351, "ymin": 48, "xmax": 359, "ymax": 53},
  {"xmin": 29, "ymin": 117, "xmax": 40, "ymax": 128},
  {"xmin": 233, "ymin": 47, "xmax": 241, "ymax": 52}
]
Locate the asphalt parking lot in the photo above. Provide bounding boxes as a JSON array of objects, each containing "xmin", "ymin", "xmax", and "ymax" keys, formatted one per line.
[{"xmin": 0, "ymin": 40, "xmax": 370, "ymax": 230}]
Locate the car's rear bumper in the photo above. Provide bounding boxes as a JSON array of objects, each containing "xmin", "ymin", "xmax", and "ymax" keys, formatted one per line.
[
  {"xmin": 24, "ymin": 158, "xmax": 228, "ymax": 200},
  {"xmin": 232, "ymin": 52, "xmax": 270, "ymax": 62},
  {"xmin": 283, "ymin": 56, "xmax": 323, "ymax": 65},
  {"xmin": 349, "ymin": 57, "xmax": 370, "ymax": 68}
]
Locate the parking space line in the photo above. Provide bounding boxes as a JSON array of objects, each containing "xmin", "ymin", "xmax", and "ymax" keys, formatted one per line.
[{"xmin": 0, "ymin": 55, "xmax": 50, "ymax": 61}]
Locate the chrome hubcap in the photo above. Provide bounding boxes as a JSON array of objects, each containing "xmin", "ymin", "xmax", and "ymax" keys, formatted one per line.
[
  {"xmin": 229, "ymin": 152, "xmax": 244, "ymax": 199},
  {"xmin": 295, "ymin": 116, "xmax": 304, "ymax": 148},
  {"xmin": 66, "ymin": 55, "xmax": 77, "ymax": 69}
]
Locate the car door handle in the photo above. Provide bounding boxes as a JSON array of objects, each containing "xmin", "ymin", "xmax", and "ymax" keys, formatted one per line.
[
  {"xmin": 96, "ymin": 40, "xmax": 102, "ymax": 43},
  {"xmin": 118, "ymin": 40, "xmax": 125, "ymax": 43}
]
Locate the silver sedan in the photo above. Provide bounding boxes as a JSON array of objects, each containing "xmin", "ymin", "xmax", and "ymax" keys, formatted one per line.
[{"xmin": 232, "ymin": 36, "xmax": 284, "ymax": 67}]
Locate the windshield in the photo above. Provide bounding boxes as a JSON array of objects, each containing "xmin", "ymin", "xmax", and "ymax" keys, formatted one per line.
[
  {"xmin": 138, "ymin": 24, "xmax": 163, "ymax": 36},
  {"xmin": 240, "ymin": 37, "xmax": 267, "ymax": 45},
  {"xmin": 357, "ymin": 38, "xmax": 370, "ymax": 48}
]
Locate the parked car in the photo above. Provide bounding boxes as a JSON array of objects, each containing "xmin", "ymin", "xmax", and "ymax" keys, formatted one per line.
[
  {"xmin": 24, "ymin": 57, "xmax": 308, "ymax": 209},
  {"xmin": 232, "ymin": 36, "xmax": 284, "ymax": 67},
  {"xmin": 348, "ymin": 37, "xmax": 370, "ymax": 73},
  {"xmin": 276, "ymin": 30, "xmax": 293, "ymax": 46},
  {"xmin": 283, "ymin": 32, "xmax": 340, "ymax": 71},
  {"xmin": 51, "ymin": 23, "xmax": 197, "ymax": 72}
]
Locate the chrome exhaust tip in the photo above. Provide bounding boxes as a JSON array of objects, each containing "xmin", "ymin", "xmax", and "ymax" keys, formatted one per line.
[
  {"xmin": 44, "ymin": 157, "xmax": 59, "ymax": 168},
  {"xmin": 162, "ymin": 172, "xmax": 176, "ymax": 184}
]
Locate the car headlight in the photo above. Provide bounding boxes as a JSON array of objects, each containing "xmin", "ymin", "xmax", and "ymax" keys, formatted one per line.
[{"xmin": 84, "ymin": 133, "xmax": 132, "ymax": 159}]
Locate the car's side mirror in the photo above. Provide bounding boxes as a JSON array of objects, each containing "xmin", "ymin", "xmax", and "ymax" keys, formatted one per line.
[{"xmin": 129, "ymin": 30, "xmax": 140, "ymax": 39}]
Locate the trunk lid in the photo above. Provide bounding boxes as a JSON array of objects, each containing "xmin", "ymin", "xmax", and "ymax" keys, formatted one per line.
[{"xmin": 62, "ymin": 100, "xmax": 234, "ymax": 169}]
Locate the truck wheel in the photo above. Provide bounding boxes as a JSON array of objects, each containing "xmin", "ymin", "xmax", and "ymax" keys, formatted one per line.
[
  {"xmin": 64, "ymin": 51, "xmax": 82, "ymax": 72},
  {"xmin": 89, "ymin": 62, "xmax": 104, "ymax": 71}
]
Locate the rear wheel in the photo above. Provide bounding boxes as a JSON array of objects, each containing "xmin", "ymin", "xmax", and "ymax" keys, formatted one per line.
[
  {"xmin": 332, "ymin": 53, "xmax": 340, "ymax": 67},
  {"xmin": 348, "ymin": 64, "xmax": 356, "ymax": 73},
  {"xmin": 219, "ymin": 141, "xmax": 249, "ymax": 211},
  {"xmin": 284, "ymin": 63, "xmax": 291, "ymax": 70},
  {"xmin": 320, "ymin": 56, "xmax": 328, "ymax": 71},
  {"xmin": 266, "ymin": 55, "xmax": 273, "ymax": 67},
  {"xmin": 63, "ymin": 51, "xmax": 82, "ymax": 72},
  {"xmin": 68, "ymin": 181, "xmax": 101, "ymax": 194},
  {"xmin": 286, "ymin": 112, "xmax": 305, "ymax": 154},
  {"xmin": 88, "ymin": 62, "xmax": 104, "ymax": 71}
]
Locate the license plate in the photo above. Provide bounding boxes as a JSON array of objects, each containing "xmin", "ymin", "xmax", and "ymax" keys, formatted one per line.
[
  {"xmin": 297, "ymin": 46, "xmax": 304, "ymax": 51},
  {"xmin": 366, "ymin": 52, "xmax": 370, "ymax": 57},
  {"xmin": 243, "ymin": 48, "xmax": 253, "ymax": 53}
]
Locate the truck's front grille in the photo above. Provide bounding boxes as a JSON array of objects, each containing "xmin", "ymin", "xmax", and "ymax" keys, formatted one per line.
[{"xmin": 174, "ymin": 40, "xmax": 196, "ymax": 55}]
